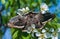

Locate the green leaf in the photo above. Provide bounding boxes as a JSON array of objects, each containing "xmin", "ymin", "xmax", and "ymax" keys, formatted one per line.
[
  {"xmin": 31, "ymin": 2, "xmax": 37, "ymax": 7},
  {"xmin": 38, "ymin": 0, "xmax": 42, "ymax": 5},
  {"xmin": 13, "ymin": 30, "xmax": 18, "ymax": 39},
  {"xmin": 5, "ymin": 2, "xmax": 9, "ymax": 10},
  {"xmin": 57, "ymin": 23, "xmax": 60, "ymax": 28},
  {"xmin": 22, "ymin": 34, "xmax": 31, "ymax": 39}
]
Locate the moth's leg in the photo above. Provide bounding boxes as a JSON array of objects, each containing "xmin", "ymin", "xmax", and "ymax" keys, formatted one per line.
[{"xmin": 35, "ymin": 21, "xmax": 43, "ymax": 29}]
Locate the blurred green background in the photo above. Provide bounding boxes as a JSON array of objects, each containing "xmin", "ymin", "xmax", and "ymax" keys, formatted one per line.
[{"xmin": 0, "ymin": 0, "xmax": 60, "ymax": 39}]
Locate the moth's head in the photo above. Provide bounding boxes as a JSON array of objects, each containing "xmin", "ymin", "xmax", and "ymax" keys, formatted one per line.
[{"xmin": 41, "ymin": 12, "xmax": 56, "ymax": 22}]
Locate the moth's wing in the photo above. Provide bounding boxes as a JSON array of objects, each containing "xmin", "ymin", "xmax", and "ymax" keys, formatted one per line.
[{"xmin": 8, "ymin": 15, "xmax": 24, "ymax": 28}]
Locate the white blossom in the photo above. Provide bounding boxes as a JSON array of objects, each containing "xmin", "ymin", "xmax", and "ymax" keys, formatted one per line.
[
  {"xmin": 52, "ymin": 32, "xmax": 57, "ymax": 37},
  {"xmin": 26, "ymin": 24, "xmax": 38, "ymax": 33},
  {"xmin": 38, "ymin": 37, "xmax": 41, "ymax": 39},
  {"xmin": 38, "ymin": 34, "xmax": 46, "ymax": 39},
  {"xmin": 22, "ymin": 8, "xmax": 25, "ymax": 11},
  {"xmin": 44, "ymin": 32, "xmax": 51, "ymax": 38},
  {"xmin": 17, "ymin": 7, "xmax": 29, "ymax": 15},
  {"xmin": 51, "ymin": 33, "xmax": 58, "ymax": 39},
  {"xmin": 45, "ymin": 27, "xmax": 48, "ymax": 30},
  {"xmin": 40, "ymin": 3, "xmax": 49, "ymax": 14},
  {"xmin": 41, "ymin": 11, "xmax": 46, "ymax": 14},
  {"xmin": 42, "ymin": 29, "xmax": 46, "ymax": 33},
  {"xmin": 52, "ymin": 36, "xmax": 58, "ymax": 39},
  {"xmin": 33, "ymin": 29, "xmax": 38, "ymax": 32},
  {"xmin": 36, "ymin": 31, "xmax": 51, "ymax": 39},
  {"xmin": 26, "ymin": 7, "xmax": 29, "ymax": 11}
]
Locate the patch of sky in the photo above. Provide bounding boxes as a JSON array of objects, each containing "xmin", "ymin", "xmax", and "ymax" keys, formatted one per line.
[
  {"xmin": 2, "ymin": 28, "xmax": 12, "ymax": 39},
  {"xmin": 49, "ymin": 4, "xmax": 56, "ymax": 14}
]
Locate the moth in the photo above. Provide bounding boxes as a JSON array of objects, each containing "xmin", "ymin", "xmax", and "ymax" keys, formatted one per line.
[{"xmin": 8, "ymin": 11, "xmax": 55, "ymax": 32}]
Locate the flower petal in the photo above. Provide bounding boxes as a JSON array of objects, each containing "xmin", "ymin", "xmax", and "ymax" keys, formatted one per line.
[
  {"xmin": 38, "ymin": 37, "xmax": 41, "ymax": 39},
  {"xmin": 33, "ymin": 29, "xmax": 38, "ymax": 32},
  {"xmin": 40, "ymin": 3, "xmax": 49, "ymax": 14},
  {"xmin": 26, "ymin": 7, "xmax": 29, "ymax": 11},
  {"xmin": 35, "ymin": 32, "xmax": 41, "ymax": 37},
  {"xmin": 42, "ymin": 29, "xmax": 46, "ymax": 33}
]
